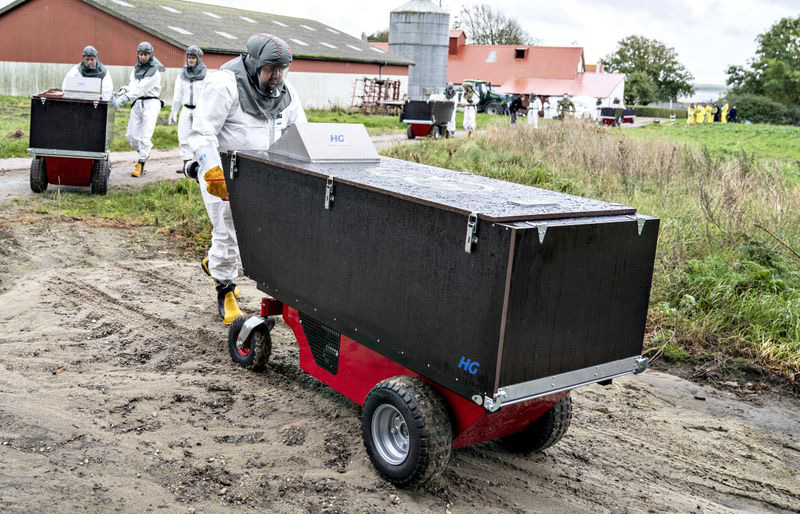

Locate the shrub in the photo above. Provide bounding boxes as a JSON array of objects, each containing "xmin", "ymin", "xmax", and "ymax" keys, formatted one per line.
[{"xmin": 726, "ymin": 93, "xmax": 800, "ymax": 125}]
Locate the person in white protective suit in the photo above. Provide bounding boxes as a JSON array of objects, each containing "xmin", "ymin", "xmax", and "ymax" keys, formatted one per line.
[
  {"xmin": 62, "ymin": 46, "xmax": 114, "ymax": 100},
  {"xmin": 112, "ymin": 42, "xmax": 165, "ymax": 177},
  {"xmin": 169, "ymin": 45, "xmax": 207, "ymax": 174},
  {"xmin": 443, "ymin": 83, "xmax": 458, "ymax": 136},
  {"xmin": 185, "ymin": 34, "xmax": 306, "ymax": 324},
  {"xmin": 527, "ymin": 94, "xmax": 542, "ymax": 128},
  {"xmin": 461, "ymin": 82, "xmax": 478, "ymax": 137}
]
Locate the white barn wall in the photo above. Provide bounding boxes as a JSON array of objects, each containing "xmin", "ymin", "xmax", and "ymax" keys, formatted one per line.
[{"xmin": 0, "ymin": 61, "xmax": 408, "ymax": 110}]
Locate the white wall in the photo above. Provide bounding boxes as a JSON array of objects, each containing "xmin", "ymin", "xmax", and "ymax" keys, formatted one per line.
[{"xmin": 0, "ymin": 61, "xmax": 408, "ymax": 110}]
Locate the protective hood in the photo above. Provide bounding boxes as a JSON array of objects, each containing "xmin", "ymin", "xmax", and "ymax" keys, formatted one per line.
[
  {"xmin": 78, "ymin": 45, "xmax": 107, "ymax": 79},
  {"xmin": 444, "ymin": 83, "xmax": 456, "ymax": 100},
  {"xmin": 134, "ymin": 42, "xmax": 165, "ymax": 80},
  {"xmin": 181, "ymin": 45, "xmax": 207, "ymax": 82},
  {"xmin": 220, "ymin": 34, "xmax": 293, "ymax": 120}
]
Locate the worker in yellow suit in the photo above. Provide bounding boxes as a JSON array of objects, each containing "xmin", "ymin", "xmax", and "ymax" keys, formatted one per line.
[
  {"xmin": 721, "ymin": 102, "xmax": 729, "ymax": 124},
  {"xmin": 687, "ymin": 104, "xmax": 695, "ymax": 124},
  {"xmin": 705, "ymin": 103, "xmax": 713, "ymax": 123},
  {"xmin": 696, "ymin": 103, "xmax": 706, "ymax": 123}
]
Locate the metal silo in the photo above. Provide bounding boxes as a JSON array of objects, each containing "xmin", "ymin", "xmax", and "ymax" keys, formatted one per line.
[{"xmin": 389, "ymin": 0, "xmax": 450, "ymax": 100}]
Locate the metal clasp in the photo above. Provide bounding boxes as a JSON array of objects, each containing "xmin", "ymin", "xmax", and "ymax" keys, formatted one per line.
[
  {"xmin": 464, "ymin": 213, "xmax": 479, "ymax": 253},
  {"xmin": 324, "ymin": 176, "xmax": 335, "ymax": 210},
  {"xmin": 40, "ymin": 97, "xmax": 46, "ymax": 104},
  {"xmin": 229, "ymin": 151, "xmax": 238, "ymax": 180},
  {"xmin": 93, "ymin": 101, "xmax": 99, "ymax": 109}
]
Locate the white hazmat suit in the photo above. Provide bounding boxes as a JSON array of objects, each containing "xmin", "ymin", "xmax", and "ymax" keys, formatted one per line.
[
  {"xmin": 528, "ymin": 96, "xmax": 542, "ymax": 128},
  {"xmin": 123, "ymin": 69, "xmax": 162, "ymax": 163},
  {"xmin": 462, "ymin": 91, "xmax": 478, "ymax": 134}
]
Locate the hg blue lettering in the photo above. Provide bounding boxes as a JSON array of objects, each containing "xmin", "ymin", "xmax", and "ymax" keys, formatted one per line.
[
  {"xmin": 458, "ymin": 356, "xmax": 480, "ymax": 375},
  {"xmin": 329, "ymin": 134, "xmax": 345, "ymax": 143}
]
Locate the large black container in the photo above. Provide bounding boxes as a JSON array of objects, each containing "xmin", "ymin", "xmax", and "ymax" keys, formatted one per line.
[
  {"xmin": 224, "ymin": 152, "xmax": 659, "ymax": 405},
  {"xmin": 401, "ymin": 100, "xmax": 455, "ymax": 124},
  {"xmin": 29, "ymin": 93, "xmax": 109, "ymax": 155}
]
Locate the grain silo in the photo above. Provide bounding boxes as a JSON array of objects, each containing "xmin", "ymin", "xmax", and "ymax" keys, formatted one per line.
[{"xmin": 389, "ymin": 0, "xmax": 450, "ymax": 100}]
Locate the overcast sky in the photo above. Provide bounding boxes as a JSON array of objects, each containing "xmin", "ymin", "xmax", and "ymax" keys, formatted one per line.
[
  {"xmin": 2, "ymin": 0, "xmax": 795, "ymax": 84},
  {"xmin": 187, "ymin": 0, "xmax": 796, "ymax": 85}
]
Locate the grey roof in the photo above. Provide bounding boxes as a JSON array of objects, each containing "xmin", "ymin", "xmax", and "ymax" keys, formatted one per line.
[
  {"xmin": 0, "ymin": 0, "xmax": 411, "ymax": 66},
  {"xmin": 391, "ymin": 0, "xmax": 449, "ymax": 14}
]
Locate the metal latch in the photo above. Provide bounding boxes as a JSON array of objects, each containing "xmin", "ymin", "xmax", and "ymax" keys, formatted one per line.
[
  {"xmin": 229, "ymin": 151, "xmax": 238, "ymax": 179},
  {"xmin": 93, "ymin": 101, "xmax": 99, "ymax": 109},
  {"xmin": 324, "ymin": 176, "xmax": 335, "ymax": 210},
  {"xmin": 464, "ymin": 213, "xmax": 479, "ymax": 253},
  {"xmin": 40, "ymin": 97, "xmax": 46, "ymax": 104}
]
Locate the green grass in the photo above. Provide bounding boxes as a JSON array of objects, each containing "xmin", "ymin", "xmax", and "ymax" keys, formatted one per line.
[
  {"xmin": 629, "ymin": 121, "xmax": 800, "ymax": 163},
  {"xmin": 29, "ymin": 179, "xmax": 211, "ymax": 253},
  {"xmin": 0, "ymin": 94, "xmax": 506, "ymax": 158}
]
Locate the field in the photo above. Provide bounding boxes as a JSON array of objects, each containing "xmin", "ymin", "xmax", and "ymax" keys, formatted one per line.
[{"xmin": 0, "ymin": 95, "xmax": 501, "ymax": 158}]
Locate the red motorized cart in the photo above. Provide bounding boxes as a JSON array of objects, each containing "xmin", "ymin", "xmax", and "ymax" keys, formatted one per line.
[
  {"xmin": 223, "ymin": 123, "xmax": 659, "ymax": 486},
  {"xmin": 28, "ymin": 87, "xmax": 111, "ymax": 195},
  {"xmin": 401, "ymin": 99, "xmax": 455, "ymax": 139}
]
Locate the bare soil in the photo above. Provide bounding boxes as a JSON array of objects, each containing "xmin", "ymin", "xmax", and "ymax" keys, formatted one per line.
[{"xmin": 0, "ymin": 204, "xmax": 799, "ymax": 513}]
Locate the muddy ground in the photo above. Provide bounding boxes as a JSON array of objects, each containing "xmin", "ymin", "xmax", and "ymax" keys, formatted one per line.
[{"xmin": 0, "ymin": 200, "xmax": 799, "ymax": 513}]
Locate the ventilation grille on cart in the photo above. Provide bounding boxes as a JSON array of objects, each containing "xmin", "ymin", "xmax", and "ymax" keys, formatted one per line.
[{"xmin": 299, "ymin": 312, "xmax": 340, "ymax": 375}]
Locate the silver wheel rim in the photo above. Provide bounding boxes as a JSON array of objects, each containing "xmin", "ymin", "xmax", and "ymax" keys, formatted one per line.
[{"xmin": 371, "ymin": 404, "xmax": 410, "ymax": 465}]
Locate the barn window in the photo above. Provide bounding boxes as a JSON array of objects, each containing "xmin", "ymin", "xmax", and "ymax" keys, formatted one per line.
[
  {"xmin": 346, "ymin": 44, "xmax": 363, "ymax": 52},
  {"xmin": 486, "ymin": 51, "xmax": 497, "ymax": 63},
  {"xmin": 320, "ymin": 42, "xmax": 338, "ymax": 49},
  {"xmin": 168, "ymin": 26, "xmax": 192, "ymax": 35},
  {"xmin": 273, "ymin": 20, "xmax": 288, "ymax": 27},
  {"xmin": 215, "ymin": 31, "xmax": 237, "ymax": 40},
  {"xmin": 515, "ymin": 48, "xmax": 527, "ymax": 59},
  {"xmin": 301, "ymin": 24, "xmax": 317, "ymax": 31},
  {"xmin": 160, "ymin": 5, "xmax": 180, "ymax": 13},
  {"xmin": 203, "ymin": 11, "xmax": 221, "ymax": 19},
  {"xmin": 240, "ymin": 16, "xmax": 257, "ymax": 23},
  {"xmin": 290, "ymin": 38, "xmax": 308, "ymax": 46}
]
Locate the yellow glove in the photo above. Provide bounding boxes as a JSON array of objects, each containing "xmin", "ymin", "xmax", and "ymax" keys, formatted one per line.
[
  {"xmin": 196, "ymin": 145, "xmax": 228, "ymax": 201},
  {"xmin": 203, "ymin": 165, "xmax": 228, "ymax": 201}
]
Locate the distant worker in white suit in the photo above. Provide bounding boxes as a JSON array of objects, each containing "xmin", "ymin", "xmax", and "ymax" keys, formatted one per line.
[
  {"xmin": 527, "ymin": 95, "xmax": 542, "ymax": 128},
  {"xmin": 112, "ymin": 41, "xmax": 165, "ymax": 177},
  {"xmin": 461, "ymin": 82, "xmax": 478, "ymax": 137},
  {"xmin": 185, "ymin": 34, "xmax": 307, "ymax": 324},
  {"xmin": 169, "ymin": 45, "xmax": 208, "ymax": 174},
  {"xmin": 443, "ymin": 82, "xmax": 458, "ymax": 136},
  {"xmin": 62, "ymin": 45, "xmax": 114, "ymax": 100}
]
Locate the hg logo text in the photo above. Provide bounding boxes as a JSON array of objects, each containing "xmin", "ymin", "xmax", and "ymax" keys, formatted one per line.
[
  {"xmin": 458, "ymin": 356, "xmax": 480, "ymax": 375},
  {"xmin": 329, "ymin": 134, "xmax": 345, "ymax": 143}
]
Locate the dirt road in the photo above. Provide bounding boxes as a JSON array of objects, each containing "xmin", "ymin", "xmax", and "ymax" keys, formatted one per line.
[{"xmin": 0, "ymin": 204, "xmax": 798, "ymax": 513}]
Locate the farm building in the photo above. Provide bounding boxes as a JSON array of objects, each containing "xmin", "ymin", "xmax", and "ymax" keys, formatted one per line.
[
  {"xmin": 0, "ymin": 0, "xmax": 412, "ymax": 108},
  {"xmin": 373, "ymin": 28, "xmax": 625, "ymax": 104}
]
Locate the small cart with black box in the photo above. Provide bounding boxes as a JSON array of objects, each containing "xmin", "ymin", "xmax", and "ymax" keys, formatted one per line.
[
  {"xmin": 401, "ymin": 99, "xmax": 456, "ymax": 139},
  {"xmin": 223, "ymin": 123, "xmax": 659, "ymax": 487},
  {"xmin": 28, "ymin": 76, "xmax": 112, "ymax": 195}
]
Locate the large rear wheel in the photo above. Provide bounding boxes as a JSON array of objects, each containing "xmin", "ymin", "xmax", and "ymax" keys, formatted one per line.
[
  {"xmin": 429, "ymin": 125, "xmax": 441, "ymax": 139},
  {"xmin": 361, "ymin": 376, "xmax": 452, "ymax": 487},
  {"xmin": 406, "ymin": 125, "xmax": 415, "ymax": 140},
  {"xmin": 498, "ymin": 395, "xmax": 572, "ymax": 454},
  {"xmin": 91, "ymin": 159, "xmax": 110, "ymax": 195},
  {"xmin": 30, "ymin": 157, "xmax": 47, "ymax": 193}
]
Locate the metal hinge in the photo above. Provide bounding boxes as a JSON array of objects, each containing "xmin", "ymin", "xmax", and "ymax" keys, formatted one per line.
[
  {"xmin": 229, "ymin": 151, "xmax": 238, "ymax": 179},
  {"xmin": 324, "ymin": 176, "xmax": 335, "ymax": 210},
  {"xmin": 464, "ymin": 213, "xmax": 479, "ymax": 253}
]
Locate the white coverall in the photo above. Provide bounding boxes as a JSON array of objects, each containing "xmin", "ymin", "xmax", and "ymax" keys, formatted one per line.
[
  {"xmin": 462, "ymin": 94, "xmax": 478, "ymax": 133},
  {"xmin": 171, "ymin": 74, "xmax": 207, "ymax": 161},
  {"xmin": 528, "ymin": 97, "xmax": 542, "ymax": 128},
  {"xmin": 123, "ymin": 69, "xmax": 162, "ymax": 161},
  {"xmin": 186, "ymin": 70, "xmax": 307, "ymax": 283},
  {"xmin": 447, "ymin": 94, "xmax": 458, "ymax": 135},
  {"xmin": 62, "ymin": 65, "xmax": 114, "ymax": 101}
]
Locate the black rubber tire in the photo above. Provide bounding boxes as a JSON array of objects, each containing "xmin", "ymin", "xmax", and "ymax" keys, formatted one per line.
[
  {"xmin": 406, "ymin": 125, "xmax": 415, "ymax": 140},
  {"xmin": 498, "ymin": 395, "xmax": 572, "ymax": 454},
  {"xmin": 430, "ymin": 126, "xmax": 441, "ymax": 139},
  {"xmin": 30, "ymin": 157, "xmax": 47, "ymax": 193},
  {"xmin": 445, "ymin": 129, "xmax": 452, "ymax": 139},
  {"xmin": 227, "ymin": 317, "xmax": 272, "ymax": 371},
  {"xmin": 90, "ymin": 159, "xmax": 110, "ymax": 195},
  {"xmin": 361, "ymin": 376, "xmax": 452, "ymax": 487},
  {"xmin": 484, "ymin": 102, "xmax": 500, "ymax": 115}
]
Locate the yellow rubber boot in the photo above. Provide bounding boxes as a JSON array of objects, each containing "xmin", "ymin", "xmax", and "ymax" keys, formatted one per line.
[
  {"xmin": 217, "ymin": 283, "xmax": 243, "ymax": 325},
  {"xmin": 132, "ymin": 161, "xmax": 144, "ymax": 177},
  {"xmin": 202, "ymin": 256, "xmax": 239, "ymax": 298}
]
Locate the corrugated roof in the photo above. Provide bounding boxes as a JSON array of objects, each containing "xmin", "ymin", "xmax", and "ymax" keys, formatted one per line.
[
  {"xmin": 0, "ymin": 0, "xmax": 411, "ymax": 66},
  {"xmin": 447, "ymin": 45, "xmax": 584, "ymax": 85},
  {"xmin": 498, "ymin": 73, "xmax": 625, "ymax": 98}
]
